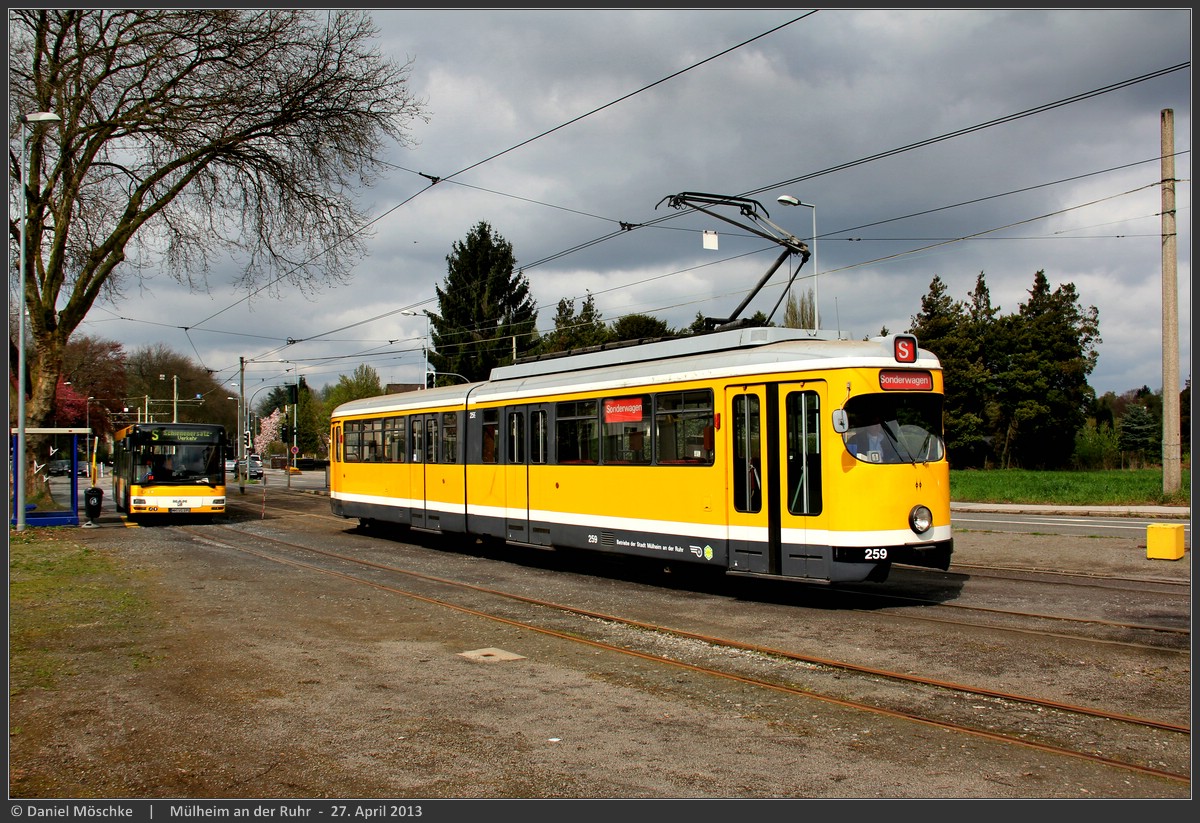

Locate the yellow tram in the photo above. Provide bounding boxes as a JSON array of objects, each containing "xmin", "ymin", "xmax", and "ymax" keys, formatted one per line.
[{"xmin": 329, "ymin": 327, "xmax": 951, "ymax": 584}]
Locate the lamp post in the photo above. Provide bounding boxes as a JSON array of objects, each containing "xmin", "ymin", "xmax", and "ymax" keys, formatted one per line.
[
  {"xmin": 159, "ymin": 373, "xmax": 179, "ymax": 422},
  {"xmin": 15, "ymin": 110, "xmax": 61, "ymax": 532},
  {"xmin": 777, "ymin": 196, "xmax": 818, "ymax": 332},
  {"xmin": 237, "ymin": 357, "xmax": 293, "ymax": 488},
  {"xmin": 245, "ymin": 382, "xmax": 286, "ymax": 455},
  {"xmin": 401, "ymin": 310, "xmax": 431, "ymax": 389}
]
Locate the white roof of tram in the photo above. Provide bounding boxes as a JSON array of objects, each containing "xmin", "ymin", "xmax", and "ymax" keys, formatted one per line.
[{"xmin": 331, "ymin": 327, "xmax": 941, "ymax": 418}]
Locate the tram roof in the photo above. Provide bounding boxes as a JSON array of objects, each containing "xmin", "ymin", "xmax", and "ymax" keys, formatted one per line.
[
  {"xmin": 493, "ymin": 326, "xmax": 825, "ymax": 380},
  {"xmin": 332, "ymin": 328, "xmax": 940, "ymax": 418}
]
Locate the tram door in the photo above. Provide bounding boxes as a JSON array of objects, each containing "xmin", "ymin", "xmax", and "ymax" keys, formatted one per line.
[
  {"xmin": 503, "ymin": 406, "xmax": 527, "ymax": 542},
  {"xmin": 409, "ymin": 414, "xmax": 437, "ymax": 528},
  {"xmin": 727, "ymin": 386, "xmax": 771, "ymax": 573},
  {"xmin": 727, "ymin": 383, "xmax": 825, "ymax": 576},
  {"xmin": 777, "ymin": 383, "xmax": 825, "ymax": 579},
  {"xmin": 505, "ymin": 404, "xmax": 551, "ymax": 545}
]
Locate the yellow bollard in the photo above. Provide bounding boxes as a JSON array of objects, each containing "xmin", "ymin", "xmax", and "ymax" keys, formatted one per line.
[{"xmin": 1146, "ymin": 524, "xmax": 1186, "ymax": 560}]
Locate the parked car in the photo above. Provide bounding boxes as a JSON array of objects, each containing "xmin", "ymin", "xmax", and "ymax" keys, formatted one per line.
[
  {"xmin": 238, "ymin": 454, "xmax": 264, "ymax": 480},
  {"xmin": 47, "ymin": 459, "xmax": 72, "ymax": 476},
  {"xmin": 224, "ymin": 458, "xmax": 237, "ymax": 473}
]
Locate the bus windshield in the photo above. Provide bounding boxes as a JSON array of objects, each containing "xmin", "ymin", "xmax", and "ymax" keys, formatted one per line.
[
  {"xmin": 117, "ymin": 424, "xmax": 227, "ymax": 486},
  {"xmin": 842, "ymin": 393, "xmax": 945, "ymax": 464},
  {"xmin": 137, "ymin": 444, "xmax": 224, "ymax": 484}
]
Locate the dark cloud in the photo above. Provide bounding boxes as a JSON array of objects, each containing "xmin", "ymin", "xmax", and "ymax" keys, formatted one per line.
[{"xmin": 76, "ymin": 9, "xmax": 1190, "ymax": 397}]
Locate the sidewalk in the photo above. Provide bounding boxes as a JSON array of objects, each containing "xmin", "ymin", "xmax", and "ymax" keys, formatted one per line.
[{"xmin": 952, "ymin": 502, "xmax": 1190, "ymax": 520}]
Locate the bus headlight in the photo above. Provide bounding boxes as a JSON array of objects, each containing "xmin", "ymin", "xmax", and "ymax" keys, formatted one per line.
[{"xmin": 909, "ymin": 505, "xmax": 933, "ymax": 535}]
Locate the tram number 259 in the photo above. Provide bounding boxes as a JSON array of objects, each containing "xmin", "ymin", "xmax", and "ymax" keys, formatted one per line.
[{"xmin": 865, "ymin": 548, "xmax": 889, "ymax": 561}]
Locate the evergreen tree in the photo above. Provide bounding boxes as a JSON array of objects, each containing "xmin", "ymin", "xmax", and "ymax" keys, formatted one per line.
[
  {"xmin": 908, "ymin": 275, "xmax": 959, "ymax": 348},
  {"xmin": 1117, "ymin": 404, "xmax": 1160, "ymax": 468},
  {"xmin": 952, "ymin": 274, "xmax": 1003, "ymax": 468},
  {"xmin": 910, "ymin": 270, "xmax": 1098, "ymax": 469},
  {"xmin": 431, "ymin": 222, "xmax": 538, "ymax": 383},
  {"xmin": 999, "ymin": 271, "xmax": 1099, "ymax": 469},
  {"xmin": 610, "ymin": 313, "xmax": 672, "ymax": 343},
  {"xmin": 908, "ymin": 276, "xmax": 987, "ymax": 466},
  {"xmin": 539, "ymin": 292, "xmax": 609, "ymax": 354}
]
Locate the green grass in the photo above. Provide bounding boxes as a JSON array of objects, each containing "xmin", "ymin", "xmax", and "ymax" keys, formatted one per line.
[
  {"xmin": 8, "ymin": 528, "xmax": 158, "ymax": 695},
  {"xmin": 950, "ymin": 468, "xmax": 1190, "ymax": 507}
]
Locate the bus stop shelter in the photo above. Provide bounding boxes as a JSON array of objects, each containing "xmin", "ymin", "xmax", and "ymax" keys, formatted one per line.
[{"xmin": 9, "ymin": 427, "xmax": 88, "ymax": 527}]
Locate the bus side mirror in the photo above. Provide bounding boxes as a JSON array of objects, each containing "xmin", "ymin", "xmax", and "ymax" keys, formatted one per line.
[{"xmin": 832, "ymin": 409, "xmax": 849, "ymax": 434}]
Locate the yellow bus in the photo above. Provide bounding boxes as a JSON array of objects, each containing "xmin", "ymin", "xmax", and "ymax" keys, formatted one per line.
[{"xmin": 112, "ymin": 423, "xmax": 227, "ymax": 518}]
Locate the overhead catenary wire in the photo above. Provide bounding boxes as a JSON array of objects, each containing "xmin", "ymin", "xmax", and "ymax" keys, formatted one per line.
[{"xmin": 89, "ymin": 35, "xmax": 1188, "ymax": 386}]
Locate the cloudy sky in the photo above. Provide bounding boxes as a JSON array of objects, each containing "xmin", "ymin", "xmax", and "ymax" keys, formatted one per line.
[{"xmin": 74, "ymin": 8, "xmax": 1191, "ymax": 403}]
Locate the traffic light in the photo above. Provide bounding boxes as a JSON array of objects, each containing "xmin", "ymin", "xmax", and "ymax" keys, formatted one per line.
[
  {"xmin": 426, "ymin": 370, "xmax": 436, "ymax": 389},
  {"xmin": 281, "ymin": 425, "xmax": 292, "ymax": 443},
  {"xmin": 244, "ymin": 431, "xmax": 253, "ymax": 449},
  {"xmin": 286, "ymin": 383, "xmax": 298, "ymax": 404}
]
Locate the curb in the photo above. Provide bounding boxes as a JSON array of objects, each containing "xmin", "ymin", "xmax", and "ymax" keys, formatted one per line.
[{"xmin": 951, "ymin": 502, "xmax": 1190, "ymax": 520}]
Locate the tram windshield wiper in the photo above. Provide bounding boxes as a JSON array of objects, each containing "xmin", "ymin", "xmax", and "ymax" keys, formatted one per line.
[{"xmin": 880, "ymin": 420, "xmax": 917, "ymax": 464}]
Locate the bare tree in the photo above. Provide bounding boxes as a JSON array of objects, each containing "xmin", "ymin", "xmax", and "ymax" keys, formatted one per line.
[
  {"xmin": 782, "ymin": 287, "xmax": 815, "ymax": 330},
  {"xmin": 9, "ymin": 9, "xmax": 426, "ymax": 483}
]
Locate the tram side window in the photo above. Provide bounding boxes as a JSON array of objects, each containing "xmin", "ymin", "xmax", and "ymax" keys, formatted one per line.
[
  {"xmin": 656, "ymin": 389, "xmax": 714, "ymax": 465},
  {"xmin": 385, "ymin": 416, "xmax": 407, "ymax": 463},
  {"xmin": 508, "ymin": 411, "xmax": 525, "ymax": 464},
  {"xmin": 410, "ymin": 417, "xmax": 424, "ymax": 462},
  {"xmin": 530, "ymin": 410, "xmax": 548, "ymax": 464},
  {"xmin": 441, "ymin": 412, "xmax": 458, "ymax": 463},
  {"xmin": 481, "ymin": 409, "xmax": 499, "ymax": 464},
  {"xmin": 786, "ymin": 391, "xmax": 822, "ymax": 515},
  {"xmin": 362, "ymin": 419, "xmax": 384, "ymax": 462},
  {"xmin": 732, "ymin": 394, "xmax": 762, "ymax": 513},
  {"xmin": 556, "ymin": 400, "xmax": 598, "ymax": 464},
  {"xmin": 344, "ymin": 420, "xmax": 361, "ymax": 462},
  {"xmin": 424, "ymin": 416, "xmax": 439, "ymax": 463},
  {"xmin": 602, "ymin": 395, "xmax": 650, "ymax": 463}
]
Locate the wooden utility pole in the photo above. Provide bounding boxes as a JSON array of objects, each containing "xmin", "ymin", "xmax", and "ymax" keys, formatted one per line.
[{"xmin": 1160, "ymin": 109, "xmax": 1181, "ymax": 495}]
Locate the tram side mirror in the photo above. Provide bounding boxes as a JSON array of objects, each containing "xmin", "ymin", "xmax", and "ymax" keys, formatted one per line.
[{"xmin": 831, "ymin": 409, "xmax": 849, "ymax": 434}]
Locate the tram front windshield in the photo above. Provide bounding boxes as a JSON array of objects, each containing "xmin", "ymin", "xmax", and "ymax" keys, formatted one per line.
[{"xmin": 842, "ymin": 393, "xmax": 945, "ymax": 464}]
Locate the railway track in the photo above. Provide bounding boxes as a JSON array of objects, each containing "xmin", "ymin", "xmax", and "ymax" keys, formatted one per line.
[
  {"xmin": 224, "ymin": 491, "xmax": 1191, "ymax": 651},
  {"xmin": 180, "ymin": 513, "xmax": 1191, "ymax": 785}
]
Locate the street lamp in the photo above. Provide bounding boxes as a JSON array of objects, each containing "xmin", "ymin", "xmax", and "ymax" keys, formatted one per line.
[
  {"xmin": 237, "ymin": 358, "xmax": 296, "ymax": 490},
  {"xmin": 15, "ymin": 110, "xmax": 61, "ymax": 532},
  {"xmin": 777, "ymin": 195, "xmax": 819, "ymax": 333},
  {"xmin": 401, "ymin": 310, "xmax": 431, "ymax": 389},
  {"xmin": 159, "ymin": 373, "xmax": 179, "ymax": 422}
]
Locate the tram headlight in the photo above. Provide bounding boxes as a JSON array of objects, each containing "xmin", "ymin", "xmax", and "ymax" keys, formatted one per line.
[{"xmin": 909, "ymin": 505, "xmax": 933, "ymax": 535}]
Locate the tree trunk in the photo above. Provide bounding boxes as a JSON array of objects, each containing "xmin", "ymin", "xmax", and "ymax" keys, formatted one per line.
[{"xmin": 16, "ymin": 335, "xmax": 66, "ymax": 511}]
